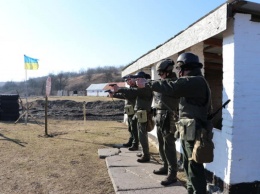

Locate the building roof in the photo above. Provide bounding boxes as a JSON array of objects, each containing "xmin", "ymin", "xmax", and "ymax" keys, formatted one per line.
[
  {"xmin": 122, "ymin": 0, "xmax": 260, "ymax": 76},
  {"xmin": 86, "ymin": 83, "xmax": 108, "ymax": 91}
]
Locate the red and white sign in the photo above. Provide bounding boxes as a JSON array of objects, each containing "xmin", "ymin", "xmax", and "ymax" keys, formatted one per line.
[{"xmin": 46, "ymin": 77, "xmax": 51, "ymax": 96}]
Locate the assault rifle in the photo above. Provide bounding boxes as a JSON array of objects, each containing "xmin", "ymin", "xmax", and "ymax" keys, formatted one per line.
[{"xmin": 207, "ymin": 99, "xmax": 231, "ymax": 120}]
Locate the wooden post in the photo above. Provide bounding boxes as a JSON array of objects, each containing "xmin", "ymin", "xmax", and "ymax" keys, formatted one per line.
[
  {"xmin": 45, "ymin": 76, "xmax": 51, "ymax": 136},
  {"xmin": 45, "ymin": 95, "xmax": 48, "ymax": 136},
  {"xmin": 25, "ymin": 69, "xmax": 28, "ymax": 125},
  {"xmin": 83, "ymin": 101, "xmax": 86, "ymax": 125}
]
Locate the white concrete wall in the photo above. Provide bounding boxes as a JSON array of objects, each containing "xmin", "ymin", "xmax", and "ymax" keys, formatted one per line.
[
  {"xmin": 87, "ymin": 91, "xmax": 107, "ymax": 97},
  {"xmin": 206, "ymin": 13, "xmax": 260, "ymax": 185},
  {"xmin": 231, "ymin": 13, "xmax": 260, "ymax": 184},
  {"xmin": 188, "ymin": 42, "xmax": 205, "ymax": 75},
  {"xmin": 149, "ymin": 65, "xmax": 158, "ymax": 140}
]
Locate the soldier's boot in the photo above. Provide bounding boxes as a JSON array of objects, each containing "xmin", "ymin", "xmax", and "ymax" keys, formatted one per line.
[
  {"xmin": 153, "ymin": 167, "xmax": 168, "ymax": 175},
  {"xmin": 123, "ymin": 138, "xmax": 133, "ymax": 147},
  {"xmin": 137, "ymin": 154, "xmax": 150, "ymax": 163},
  {"xmin": 161, "ymin": 173, "xmax": 177, "ymax": 186},
  {"xmin": 128, "ymin": 143, "xmax": 139, "ymax": 151}
]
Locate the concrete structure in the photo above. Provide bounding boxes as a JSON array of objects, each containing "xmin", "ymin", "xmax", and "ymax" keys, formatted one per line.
[
  {"xmin": 98, "ymin": 146, "xmax": 187, "ymax": 194},
  {"xmin": 121, "ymin": 1, "xmax": 260, "ymax": 193},
  {"xmin": 56, "ymin": 90, "xmax": 86, "ymax": 96}
]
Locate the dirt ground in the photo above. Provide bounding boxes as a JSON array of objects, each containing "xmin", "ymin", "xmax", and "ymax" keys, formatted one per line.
[
  {"xmin": 0, "ymin": 96, "xmax": 186, "ymax": 194},
  {"xmin": 26, "ymin": 97, "xmax": 125, "ymax": 121}
]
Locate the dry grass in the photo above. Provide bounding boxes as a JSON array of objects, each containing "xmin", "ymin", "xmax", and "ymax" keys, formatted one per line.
[
  {"xmin": 21, "ymin": 96, "xmax": 121, "ymax": 103},
  {"xmin": 0, "ymin": 96, "xmax": 187, "ymax": 193},
  {"xmin": 0, "ymin": 119, "xmax": 129, "ymax": 194}
]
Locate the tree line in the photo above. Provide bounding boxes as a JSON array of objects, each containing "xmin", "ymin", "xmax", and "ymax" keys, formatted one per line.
[{"xmin": 0, "ymin": 66, "xmax": 124, "ymax": 96}]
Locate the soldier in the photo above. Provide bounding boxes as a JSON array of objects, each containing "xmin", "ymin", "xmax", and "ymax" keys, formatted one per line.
[
  {"xmin": 112, "ymin": 71, "xmax": 153, "ymax": 163},
  {"xmin": 136, "ymin": 52, "xmax": 211, "ymax": 194},
  {"xmin": 152, "ymin": 58, "xmax": 179, "ymax": 186},
  {"xmin": 108, "ymin": 76, "xmax": 139, "ymax": 150}
]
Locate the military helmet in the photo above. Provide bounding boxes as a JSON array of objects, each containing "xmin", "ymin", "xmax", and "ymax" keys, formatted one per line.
[
  {"xmin": 156, "ymin": 58, "xmax": 174, "ymax": 72},
  {"xmin": 176, "ymin": 52, "xmax": 202, "ymax": 69}
]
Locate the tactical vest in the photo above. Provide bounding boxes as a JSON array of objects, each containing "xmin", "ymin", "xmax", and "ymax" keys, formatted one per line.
[
  {"xmin": 134, "ymin": 87, "xmax": 153, "ymax": 111},
  {"xmin": 125, "ymin": 97, "xmax": 136, "ymax": 107},
  {"xmin": 179, "ymin": 98, "xmax": 208, "ymax": 122},
  {"xmin": 154, "ymin": 92, "xmax": 179, "ymax": 110},
  {"xmin": 179, "ymin": 77, "xmax": 211, "ymax": 124},
  {"xmin": 153, "ymin": 76, "xmax": 179, "ymax": 111}
]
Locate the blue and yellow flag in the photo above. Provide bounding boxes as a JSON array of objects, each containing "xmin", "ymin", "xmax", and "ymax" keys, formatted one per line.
[{"xmin": 24, "ymin": 55, "xmax": 39, "ymax": 70}]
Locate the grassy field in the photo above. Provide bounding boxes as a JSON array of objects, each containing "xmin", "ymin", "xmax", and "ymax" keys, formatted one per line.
[
  {"xmin": 0, "ymin": 96, "xmax": 186, "ymax": 194},
  {"xmin": 0, "ymin": 119, "xmax": 130, "ymax": 194}
]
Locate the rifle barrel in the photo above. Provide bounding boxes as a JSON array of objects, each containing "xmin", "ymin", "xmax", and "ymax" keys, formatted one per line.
[{"xmin": 207, "ymin": 99, "xmax": 231, "ymax": 120}]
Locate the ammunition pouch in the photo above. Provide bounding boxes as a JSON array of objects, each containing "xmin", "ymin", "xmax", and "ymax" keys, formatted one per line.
[
  {"xmin": 175, "ymin": 118, "xmax": 196, "ymax": 141},
  {"xmin": 191, "ymin": 136, "xmax": 214, "ymax": 163},
  {"xmin": 190, "ymin": 120, "xmax": 215, "ymax": 163},
  {"xmin": 124, "ymin": 105, "xmax": 134, "ymax": 116},
  {"xmin": 136, "ymin": 110, "xmax": 147, "ymax": 123}
]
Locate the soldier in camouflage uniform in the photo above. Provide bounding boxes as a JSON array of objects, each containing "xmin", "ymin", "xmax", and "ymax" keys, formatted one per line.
[
  {"xmin": 136, "ymin": 53, "xmax": 211, "ymax": 194},
  {"xmin": 152, "ymin": 59, "xmax": 179, "ymax": 186},
  {"xmin": 112, "ymin": 71, "xmax": 153, "ymax": 163},
  {"xmin": 108, "ymin": 76, "xmax": 139, "ymax": 150}
]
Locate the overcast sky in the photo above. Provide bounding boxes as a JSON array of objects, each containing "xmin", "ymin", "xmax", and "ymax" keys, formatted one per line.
[{"xmin": 1, "ymin": 0, "xmax": 259, "ymax": 82}]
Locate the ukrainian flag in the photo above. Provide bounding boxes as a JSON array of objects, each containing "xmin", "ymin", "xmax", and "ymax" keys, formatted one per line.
[{"xmin": 24, "ymin": 55, "xmax": 39, "ymax": 70}]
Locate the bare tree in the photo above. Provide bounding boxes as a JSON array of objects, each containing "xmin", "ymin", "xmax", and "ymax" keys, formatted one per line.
[
  {"xmin": 85, "ymin": 68, "xmax": 95, "ymax": 81},
  {"xmin": 1, "ymin": 81, "xmax": 18, "ymax": 94},
  {"xmin": 104, "ymin": 66, "xmax": 118, "ymax": 82},
  {"xmin": 56, "ymin": 72, "xmax": 68, "ymax": 90}
]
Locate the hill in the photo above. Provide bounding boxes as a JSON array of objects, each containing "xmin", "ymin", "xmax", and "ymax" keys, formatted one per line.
[
  {"xmin": 0, "ymin": 67, "xmax": 123, "ymax": 96},
  {"xmin": 65, "ymin": 72, "xmax": 122, "ymax": 91}
]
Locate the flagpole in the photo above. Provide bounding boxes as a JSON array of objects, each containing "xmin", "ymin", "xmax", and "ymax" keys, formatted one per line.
[
  {"xmin": 25, "ymin": 69, "xmax": 28, "ymax": 125},
  {"xmin": 23, "ymin": 54, "xmax": 39, "ymax": 125}
]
